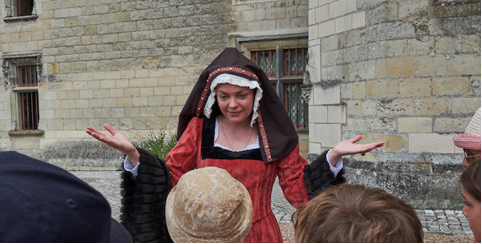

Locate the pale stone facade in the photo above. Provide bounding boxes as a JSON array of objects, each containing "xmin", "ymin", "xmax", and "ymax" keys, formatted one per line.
[
  {"xmin": 0, "ymin": 0, "xmax": 310, "ymax": 165},
  {"xmin": 307, "ymin": 0, "xmax": 480, "ymax": 208},
  {"xmin": 0, "ymin": 0, "xmax": 480, "ymax": 208}
]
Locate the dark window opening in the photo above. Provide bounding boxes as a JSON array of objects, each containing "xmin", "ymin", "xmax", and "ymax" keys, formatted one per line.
[
  {"xmin": 20, "ymin": 92, "xmax": 39, "ymax": 130},
  {"xmin": 18, "ymin": 0, "xmax": 34, "ymax": 16},
  {"xmin": 6, "ymin": 0, "xmax": 34, "ymax": 17},
  {"xmin": 18, "ymin": 65, "xmax": 39, "ymax": 130}
]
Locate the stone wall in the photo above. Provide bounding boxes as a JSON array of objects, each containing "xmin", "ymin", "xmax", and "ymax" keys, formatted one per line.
[
  {"xmin": 0, "ymin": 0, "xmax": 310, "ymax": 165},
  {"xmin": 308, "ymin": 0, "xmax": 480, "ymax": 209}
]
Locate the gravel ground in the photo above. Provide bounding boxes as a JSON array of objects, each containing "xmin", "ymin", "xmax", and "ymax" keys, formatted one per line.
[{"xmin": 279, "ymin": 223, "xmax": 474, "ymax": 243}]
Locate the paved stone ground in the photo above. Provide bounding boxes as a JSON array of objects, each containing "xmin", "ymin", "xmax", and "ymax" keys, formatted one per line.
[{"xmin": 72, "ymin": 171, "xmax": 473, "ymax": 237}]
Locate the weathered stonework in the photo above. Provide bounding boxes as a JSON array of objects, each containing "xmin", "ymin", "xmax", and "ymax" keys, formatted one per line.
[
  {"xmin": 0, "ymin": 0, "xmax": 310, "ymax": 165},
  {"xmin": 309, "ymin": 0, "xmax": 480, "ymax": 209},
  {"xmin": 0, "ymin": 0, "xmax": 479, "ymax": 209}
]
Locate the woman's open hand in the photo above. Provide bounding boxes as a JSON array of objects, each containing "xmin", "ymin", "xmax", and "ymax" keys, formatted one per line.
[
  {"xmin": 86, "ymin": 124, "xmax": 140, "ymax": 166},
  {"xmin": 328, "ymin": 135, "xmax": 384, "ymax": 166}
]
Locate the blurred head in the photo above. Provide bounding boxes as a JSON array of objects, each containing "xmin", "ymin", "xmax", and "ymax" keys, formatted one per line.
[
  {"xmin": 293, "ymin": 184, "xmax": 423, "ymax": 243},
  {"xmin": 166, "ymin": 167, "xmax": 253, "ymax": 243},
  {"xmin": 460, "ymin": 160, "xmax": 481, "ymax": 242},
  {"xmin": 454, "ymin": 108, "xmax": 481, "ymax": 167},
  {"xmin": 0, "ymin": 151, "xmax": 132, "ymax": 242}
]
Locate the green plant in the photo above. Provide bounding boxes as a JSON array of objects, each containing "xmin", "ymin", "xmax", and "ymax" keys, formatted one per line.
[{"xmin": 140, "ymin": 130, "xmax": 177, "ymax": 160}]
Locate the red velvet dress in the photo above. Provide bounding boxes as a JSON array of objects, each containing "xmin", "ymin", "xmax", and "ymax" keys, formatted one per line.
[{"xmin": 166, "ymin": 117, "xmax": 310, "ymax": 243}]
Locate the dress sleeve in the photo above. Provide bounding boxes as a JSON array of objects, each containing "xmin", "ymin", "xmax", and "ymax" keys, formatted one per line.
[
  {"xmin": 303, "ymin": 150, "xmax": 346, "ymax": 200},
  {"xmin": 165, "ymin": 117, "xmax": 202, "ymax": 187},
  {"xmin": 276, "ymin": 144, "xmax": 310, "ymax": 208},
  {"xmin": 120, "ymin": 147, "xmax": 173, "ymax": 243}
]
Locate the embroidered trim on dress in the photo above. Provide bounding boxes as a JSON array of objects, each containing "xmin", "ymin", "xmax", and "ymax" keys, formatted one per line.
[
  {"xmin": 196, "ymin": 81, "xmax": 211, "ymax": 117},
  {"xmin": 257, "ymin": 108, "xmax": 272, "ymax": 162},
  {"xmin": 208, "ymin": 67, "xmax": 259, "ymax": 83}
]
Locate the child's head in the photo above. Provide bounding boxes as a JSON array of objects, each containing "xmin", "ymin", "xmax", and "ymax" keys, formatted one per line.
[
  {"xmin": 460, "ymin": 159, "xmax": 481, "ymax": 242},
  {"xmin": 293, "ymin": 184, "xmax": 423, "ymax": 243},
  {"xmin": 165, "ymin": 167, "xmax": 253, "ymax": 243}
]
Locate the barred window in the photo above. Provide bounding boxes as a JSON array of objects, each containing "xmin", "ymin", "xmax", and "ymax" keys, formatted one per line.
[
  {"xmin": 284, "ymin": 48, "xmax": 307, "ymax": 76},
  {"xmin": 18, "ymin": 66, "xmax": 39, "ymax": 130},
  {"xmin": 251, "ymin": 50, "xmax": 277, "ymax": 77},
  {"xmin": 284, "ymin": 83, "xmax": 308, "ymax": 129},
  {"xmin": 251, "ymin": 47, "xmax": 309, "ymax": 130}
]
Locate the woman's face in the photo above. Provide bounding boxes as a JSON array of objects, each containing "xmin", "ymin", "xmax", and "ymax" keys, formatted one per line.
[
  {"xmin": 462, "ymin": 187, "xmax": 481, "ymax": 242},
  {"xmin": 215, "ymin": 83, "xmax": 255, "ymax": 125},
  {"xmin": 462, "ymin": 149, "xmax": 481, "ymax": 167}
]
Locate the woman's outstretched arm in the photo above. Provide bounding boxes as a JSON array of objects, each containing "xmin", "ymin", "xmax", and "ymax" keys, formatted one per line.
[{"xmin": 86, "ymin": 123, "xmax": 140, "ymax": 166}]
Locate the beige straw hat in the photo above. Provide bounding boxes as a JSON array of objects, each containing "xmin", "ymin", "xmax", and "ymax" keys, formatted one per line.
[
  {"xmin": 166, "ymin": 167, "xmax": 253, "ymax": 243},
  {"xmin": 453, "ymin": 108, "xmax": 481, "ymax": 150}
]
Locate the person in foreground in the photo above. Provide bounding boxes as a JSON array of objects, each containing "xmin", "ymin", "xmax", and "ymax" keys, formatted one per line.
[
  {"xmin": 0, "ymin": 151, "xmax": 132, "ymax": 242},
  {"xmin": 86, "ymin": 48, "xmax": 384, "ymax": 242},
  {"xmin": 292, "ymin": 184, "xmax": 423, "ymax": 243},
  {"xmin": 460, "ymin": 159, "xmax": 481, "ymax": 243},
  {"xmin": 166, "ymin": 167, "xmax": 253, "ymax": 242},
  {"xmin": 454, "ymin": 108, "xmax": 481, "ymax": 167}
]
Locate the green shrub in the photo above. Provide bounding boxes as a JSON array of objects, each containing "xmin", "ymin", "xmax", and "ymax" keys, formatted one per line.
[{"xmin": 140, "ymin": 131, "xmax": 177, "ymax": 160}]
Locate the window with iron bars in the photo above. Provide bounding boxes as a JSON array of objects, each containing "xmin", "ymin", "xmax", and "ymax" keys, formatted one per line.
[
  {"xmin": 251, "ymin": 48, "xmax": 308, "ymax": 130},
  {"xmin": 18, "ymin": 66, "xmax": 39, "ymax": 130}
]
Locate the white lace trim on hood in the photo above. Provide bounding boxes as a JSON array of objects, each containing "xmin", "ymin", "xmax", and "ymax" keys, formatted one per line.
[{"xmin": 204, "ymin": 74, "xmax": 263, "ymax": 127}]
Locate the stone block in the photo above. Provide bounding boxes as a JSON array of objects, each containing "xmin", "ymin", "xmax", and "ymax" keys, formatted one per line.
[
  {"xmin": 55, "ymin": 109, "xmax": 71, "ymax": 118},
  {"xmin": 346, "ymin": 100, "xmax": 362, "ymax": 116},
  {"xmin": 102, "ymin": 98, "xmax": 117, "ymax": 108},
  {"xmin": 266, "ymin": 7, "xmax": 286, "ymax": 20},
  {"xmin": 352, "ymin": 11, "xmax": 366, "ymax": 29},
  {"xmin": 409, "ymin": 133, "xmax": 455, "ymax": 153},
  {"xmin": 399, "ymin": 117, "xmax": 432, "ymax": 133},
  {"xmin": 359, "ymin": 133, "xmax": 406, "ymax": 152},
  {"xmin": 319, "ymin": 20, "xmax": 334, "ymax": 37},
  {"xmin": 435, "ymin": 36, "xmax": 461, "ymax": 55},
  {"xmin": 366, "ymin": 79, "xmax": 399, "ymax": 98},
  {"xmin": 399, "ymin": 78, "xmax": 431, "ymax": 97},
  {"xmin": 309, "ymin": 142, "xmax": 322, "ymax": 154},
  {"xmin": 469, "ymin": 76, "xmax": 481, "ymax": 96},
  {"xmin": 328, "ymin": 105, "xmax": 346, "ymax": 123},
  {"xmin": 133, "ymin": 97, "xmax": 148, "ymax": 107},
  {"xmin": 434, "ymin": 117, "xmax": 471, "ymax": 133},
  {"xmin": 13, "ymin": 138, "xmax": 39, "ymax": 150},
  {"xmin": 334, "ymin": 15, "xmax": 352, "ymax": 33},
  {"xmin": 353, "ymin": 81, "xmax": 366, "ymax": 99},
  {"xmin": 452, "ymin": 97, "xmax": 481, "ymax": 114},
  {"xmin": 414, "ymin": 97, "xmax": 451, "ymax": 116},
  {"xmin": 315, "ymin": 5, "xmax": 329, "ymax": 23},
  {"xmin": 377, "ymin": 98, "xmax": 415, "ymax": 116},
  {"xmin": 376, "ymin": 57, "xmax": 414, "ymax": 78},
  {"xmin": 341, "ymin": 82, "xmax": 353, "ymax": 99},
  {"xmin": 309, "ymin": 105, "xmax": 328, "ymax": 123},
  {"xmin": 447, "ymin": 54, "xmax": 481, "ymax": 76},
  {"xmin": 317, "ymin": 123, "xmax": 342, "ymax": 147},
  {"xmin": 329, "ymin": 0, "xmax": 356, "ymax": 19},
  {"xmin": 362, "ymin": 99, "xmax": 377, "ymax": 115},
  {"xmin": 461, "ymin": 34, "xmax": 481, "ymax": 53},
  {"xmin": 110, "ymin": 89, "xmax": 124, "ymax": 98},
  {"xmin": 313, "ymin": 84, "xmax": 340, "ymax": 105},
  {"xmin": 432, "ymin": 77, "xmax": 469, "ymax": 96},
  {"xmin": 413, "ymin": 56, "xmax": 447, "ymax": 77}
]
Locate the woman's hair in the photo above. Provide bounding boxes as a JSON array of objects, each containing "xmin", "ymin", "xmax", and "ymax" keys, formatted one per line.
[
  {"xmin": 292, "ymin": 184, "xmax": 423, "ymax": 243},
  {"xmin": 460, "ymin": 159, "xmax": 481, "ymax": 201}
]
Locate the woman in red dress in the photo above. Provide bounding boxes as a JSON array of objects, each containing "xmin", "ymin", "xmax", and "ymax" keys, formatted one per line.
[{"xmin": 86, "ymin": 48, "xmax": 383, "ymax": 242}]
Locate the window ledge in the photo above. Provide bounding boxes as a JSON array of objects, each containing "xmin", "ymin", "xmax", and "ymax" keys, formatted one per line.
[
  {"xmin": 8, "ymin": 130, "xmax": 44, "ymax": 136},
  {"xmin": 4, "ymin": 15, "xmax": 38, "ymax": 23}
]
